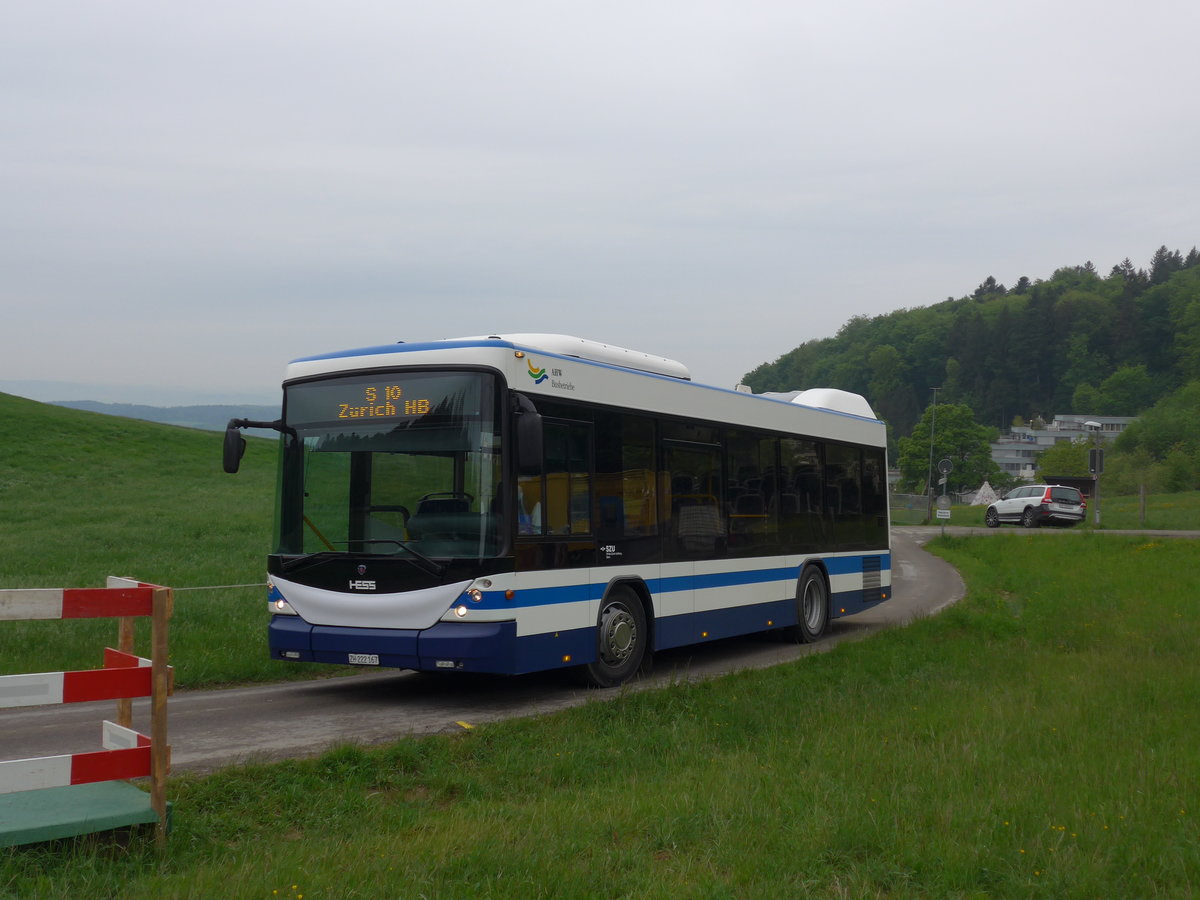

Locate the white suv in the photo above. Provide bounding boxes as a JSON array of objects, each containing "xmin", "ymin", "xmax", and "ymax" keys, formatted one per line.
[{"xmin": 985, "ymin": 484, "xmax": 1086, "ymax": 528}]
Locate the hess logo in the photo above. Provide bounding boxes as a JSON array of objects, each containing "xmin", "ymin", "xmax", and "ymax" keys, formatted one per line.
[
  {"xmin": 349, "ymin": 580, "xmax": 376, "ymax": 591},
  {"xmin": 350, "ymin": 566, "xmax": 375, "ymax": 590}
]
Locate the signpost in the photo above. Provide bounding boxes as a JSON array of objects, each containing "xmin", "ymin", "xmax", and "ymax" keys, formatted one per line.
[
  {"xmin": 936, "ymin": 459, "xmax": 952, "ymax": 534},
  {"xmin": 1089, "ymin": 448, "xmax": 1104, "ymax": 525}
]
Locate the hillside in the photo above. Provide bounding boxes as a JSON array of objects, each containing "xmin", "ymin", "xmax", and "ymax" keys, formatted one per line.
[
  {"xmin": 0, "ymin": 392, "xmax": 289, "ymax": 683},
  {"xmin": 51, "ymin": 400, "xmax": 279, "ymax": 433},
  {"xmin": 743, "ymin": 245, "xmax": 1200, "ymax": 436}
]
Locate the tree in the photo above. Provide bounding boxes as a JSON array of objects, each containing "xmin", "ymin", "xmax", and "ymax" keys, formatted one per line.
[
  {"xmin": 1115, "ymin": 380, "xmax": 1200, "ymax": 461},
  {"xmin": 1036, "ymin": 437, "xmax": 1089, "ymax": 479},
  {"xmin": 896, "ymin": 402, "xmax": 1001, "ymax": 493},
  {"xmin": 1097, "ymin": 364, "xmax": 1157, "ymax": 415},
  {"xmin": 1072, "ymin": 382, "xmax": 1102, "ymax": 413},
  {"xmin": 1071, "ymin": 365, "xmax": 1157, "ymax": 415},
  {"xmin": 973, "ymin": 275, "xmax": 1006, "ymax": 300},
  {"xmin": 866, "ymin": 344, "xmax": 918, "ymax": 431},
  {"xmin": 1150, "ymin": 245, "xmax": 1184, "ymax": 284}
]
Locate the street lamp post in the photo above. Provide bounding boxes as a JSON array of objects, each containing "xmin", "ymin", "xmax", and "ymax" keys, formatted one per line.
[
  {"xmin": 1085, "ymin": 421, "xmax": 1103, "ymax": 526},
  {"xmin": 925, "ymin": 387, "xmax": 941, "ymax": 522}
]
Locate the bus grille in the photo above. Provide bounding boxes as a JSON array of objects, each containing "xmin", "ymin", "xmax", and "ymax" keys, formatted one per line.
[{"xmin": 863, "ymin": 556, "xmax": 882, "ymax": 603}]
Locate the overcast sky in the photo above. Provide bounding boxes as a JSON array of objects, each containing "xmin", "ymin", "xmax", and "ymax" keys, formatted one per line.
[{"xmin": 3, "ymin": 0, "xmax": 1198, "ymax": 404}]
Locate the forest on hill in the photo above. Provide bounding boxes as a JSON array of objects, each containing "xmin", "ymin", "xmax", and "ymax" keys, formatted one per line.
[{"xmin": 743, "ymin": 245, "xmax": 1200, "ymax": 440}]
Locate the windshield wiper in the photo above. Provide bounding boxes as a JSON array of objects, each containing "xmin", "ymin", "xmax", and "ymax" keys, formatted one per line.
[
  {"xmin": 278, "ymin": 541, "xmax": 446, "ymax": 577},
  {"xmin": 344, "ymin": 539, "xmax": 446, "ymax": 577},
  {"xmin": 279, "ymin": 550, "xmax": 344, "ymax": 572}
]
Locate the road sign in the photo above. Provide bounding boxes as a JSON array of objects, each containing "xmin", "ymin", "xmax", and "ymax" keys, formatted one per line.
[
  {"xmin": 937, "ymin": 458, "xmax": 953, "ymax": 475},
  {"xmin": 935, "ymin": 508, "xmax": 951, "ymax": 519}
]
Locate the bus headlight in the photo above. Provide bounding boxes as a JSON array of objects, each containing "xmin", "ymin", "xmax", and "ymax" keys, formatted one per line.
[
  {"xmin": 467, "ymin": 588, "xmax": 483, "ymax": 603},
  {"xmin": 267, "ymin": 579, "xmax": 298, "ymax": 615},
  {"xmin": 454, "ymin": 605, "xmax": 469, "ymax": 618}
]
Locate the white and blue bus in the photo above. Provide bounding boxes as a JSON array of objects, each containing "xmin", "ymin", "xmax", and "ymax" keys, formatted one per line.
[{"xmin": 224, "ymin": 334, "xmax": 891, "ymax": 687}]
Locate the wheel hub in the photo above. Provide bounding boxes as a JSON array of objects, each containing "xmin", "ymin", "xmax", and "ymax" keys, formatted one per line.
[
  {"xmin": 600, "ymin": 606, "xmax": 636, "ymax": 664},
  {"xmin": 803, "ymin": 582, "xmax": 823, "ymax": 629}
]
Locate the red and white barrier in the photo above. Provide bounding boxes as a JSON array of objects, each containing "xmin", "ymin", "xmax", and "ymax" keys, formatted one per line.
[
  {"xmin": 0, "ymin": 722, "xmax": 151, "ymax": 793},
  {"xmin": 0, "ymin": 587, "xmax": 154, "ymax": 620},
  {"xmin": 0, "ymin": 577, "xmax": 171, "ymax": 845},
  {"xmin": 0, "ymin": 651, "xmax": 152, "ymax": 709}
]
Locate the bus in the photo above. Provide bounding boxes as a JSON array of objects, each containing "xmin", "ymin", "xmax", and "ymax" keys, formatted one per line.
[{"xmin": 224, "ymin": 334, "xmax": 891, "ymax": 687}]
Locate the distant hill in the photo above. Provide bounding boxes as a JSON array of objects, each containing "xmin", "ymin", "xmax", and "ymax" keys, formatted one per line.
[{"xmin": 50, "ymin": 401, "xmax": 280, "ymax": 433}]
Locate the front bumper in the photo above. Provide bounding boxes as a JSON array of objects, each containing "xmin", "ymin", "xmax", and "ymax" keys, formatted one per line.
[{"xmin": 269, "ymin": 615, "xmax": 519, "ymax": 672}]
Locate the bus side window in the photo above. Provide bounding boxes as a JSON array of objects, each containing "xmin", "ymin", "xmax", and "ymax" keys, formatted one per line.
[
  {"xmin": 663, "ymin": 441, "xmax": 723, "ymax": 560},
  {"xmin": 595, "ymin": 410, "xmax": 657, "ymax": 552},
  {"xmin": 539, "ymin": 420, "xmax": 592, "ymax": 536},
  {"xmin": 517, "ymin": 477, "xmax": 543, "ymax": 533}
]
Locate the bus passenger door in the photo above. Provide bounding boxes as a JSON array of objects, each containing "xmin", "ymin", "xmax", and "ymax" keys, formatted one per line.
[
  {"xmin": 515, "ymin": 418, "xmax": 596, "ymax": 640},
  {"xmin": 659, "ymin": 441, "xmax": 723, "ymax": 648}
]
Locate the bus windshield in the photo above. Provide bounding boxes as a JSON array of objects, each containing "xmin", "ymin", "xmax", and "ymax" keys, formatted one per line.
[{"xmin": 277, "ymin": 371, "xmax": 503, "ymax": 559}]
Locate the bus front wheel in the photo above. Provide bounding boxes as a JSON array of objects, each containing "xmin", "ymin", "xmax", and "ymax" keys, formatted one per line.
[
  {"xmin": 582, "ymin": 586, "xmax": 648, "ymax": 688},
  {"xmin": 788, "ymin": 566, "xmax": 829, "ymax": 644}
]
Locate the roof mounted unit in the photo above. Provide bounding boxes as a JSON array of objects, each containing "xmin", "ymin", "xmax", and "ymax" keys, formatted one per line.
[
  {"xmin": 458, "ymin": 333, "xmax": 691, "ymax": 380},
  {"xmin": 792, "ymin": 388, "xmax": 877, "ymax": 419}
]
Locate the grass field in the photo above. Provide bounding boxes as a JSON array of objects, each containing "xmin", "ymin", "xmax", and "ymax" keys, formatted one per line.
[
  {"xmin": 0, "ymin": 393, "xmax": 351, "ymax": 684},
  {"xmin": 2, "ymin": 533, "xmax": 1197, "ymax": 896}
]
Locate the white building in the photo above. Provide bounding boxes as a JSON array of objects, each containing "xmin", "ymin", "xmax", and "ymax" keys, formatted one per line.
[{"xmin": 990, "ymin": 415, "xmax": 1134, "ymax": 482}]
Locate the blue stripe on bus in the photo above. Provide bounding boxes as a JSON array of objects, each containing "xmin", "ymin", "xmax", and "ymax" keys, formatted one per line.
[
  {"xmin": 475, "ymin": 555, "xmax": 889, "ymax": 609},
  {"xmin": 649, "ymin": 566, "xmax": 797, "ymax": 595},
  {"xmin": 470, "ymin": 567, "xmax": 794, "ymax": 609}
]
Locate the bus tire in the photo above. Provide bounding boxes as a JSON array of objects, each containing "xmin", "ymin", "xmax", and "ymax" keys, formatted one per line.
[
  {"xmin": 787, "ymin": 565, "xmax": 829, "ymax": 644},
  {"xmin": 582, "ymin": 585, "xmax": 648, "ymax": 688}
]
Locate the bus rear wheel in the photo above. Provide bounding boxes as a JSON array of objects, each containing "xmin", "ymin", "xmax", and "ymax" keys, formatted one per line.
[
  {"xmin": 787, "ymin": 566, "xmax": 829, "ymax": 643},
  {"xmin": 582, "ymin": 586, "xmax": 648, "ymax": 688}
]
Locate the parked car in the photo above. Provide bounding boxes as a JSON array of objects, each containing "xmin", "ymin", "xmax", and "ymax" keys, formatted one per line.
[{"xmin": 985, "ymin": 484, "xmax": 1086, "ymax": 528}]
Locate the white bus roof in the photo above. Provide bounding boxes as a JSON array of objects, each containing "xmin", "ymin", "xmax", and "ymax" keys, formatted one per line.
[
  {"xmin": 286, "ymin": 334, "xmax": 883, "ymax": 444},
  {"xmin": 456, "ymin": 334, "xmax": 691, "ymax": 380}
]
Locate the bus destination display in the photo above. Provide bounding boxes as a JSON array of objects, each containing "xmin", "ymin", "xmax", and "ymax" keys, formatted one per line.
[
  {"xmin": 337, "ymin": 384, "xmax": 431, "ymax": 420},
  {"xmin": 286, "ymin": 371, "xmax": 488, "ymax": 431}
]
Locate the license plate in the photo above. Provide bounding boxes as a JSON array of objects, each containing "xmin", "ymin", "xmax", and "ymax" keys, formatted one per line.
[{"xmin": 348, "ymin": 653, "xmax": 380, "ymax": 666}]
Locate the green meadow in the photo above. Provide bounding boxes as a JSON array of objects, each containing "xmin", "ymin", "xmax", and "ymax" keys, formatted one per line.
[
  {"xmin": 2, "ymin": 395, "xmax": 1198, "ymax": 896},
  {"xmin": 0, "ymin": 393, "xmax": 343, "ymax": 684}
]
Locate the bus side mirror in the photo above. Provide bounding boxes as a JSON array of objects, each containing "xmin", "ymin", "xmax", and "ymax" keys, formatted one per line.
[
  {"xmin": 223, "ymin": 422, "xmax": 248, "ymax": 474},
  {"xmin": 516, "ymin": 403, "xmax": 543, "ymax": 476}
]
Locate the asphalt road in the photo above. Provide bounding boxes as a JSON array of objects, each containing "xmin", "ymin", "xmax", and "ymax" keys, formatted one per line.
[{"xmin": 1, "ymin": 528, "xmax": 963, "ymax": 774}]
